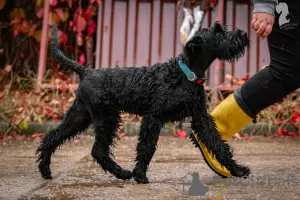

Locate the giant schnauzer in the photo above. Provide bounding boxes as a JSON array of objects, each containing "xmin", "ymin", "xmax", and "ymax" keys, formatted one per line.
[{"xmin": 37, "ymin": 22, "xmax": 250, "ymax": 184}]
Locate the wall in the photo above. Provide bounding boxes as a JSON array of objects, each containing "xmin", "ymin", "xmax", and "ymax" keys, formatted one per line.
[{"xmin": 95, "ymin": 0, "xmax": 270, "ymax": 87}]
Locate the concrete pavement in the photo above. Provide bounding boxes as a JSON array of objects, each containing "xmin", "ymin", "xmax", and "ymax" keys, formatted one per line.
[{"xmin": 1, "ymin": 137, "xmax": 300, "ymax": 200}]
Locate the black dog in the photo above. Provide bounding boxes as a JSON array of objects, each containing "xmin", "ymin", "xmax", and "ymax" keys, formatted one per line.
[{"xmin": 37, "ymin": 22, "xmax": 250, "ymax": 184}]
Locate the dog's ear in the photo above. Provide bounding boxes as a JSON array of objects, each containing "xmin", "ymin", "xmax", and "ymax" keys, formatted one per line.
[
  {"xmin": 184, "ymin": 37, "xmax": 203, "ymax": 57},
  {"xmin": 213, "ymin": 21, "xmax": 223, "ymax": 33}
]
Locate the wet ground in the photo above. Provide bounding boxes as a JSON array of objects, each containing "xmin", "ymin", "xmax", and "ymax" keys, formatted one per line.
[{"xmin": 1, "ymin": 137, "xmax": 300, "ymax": 200}]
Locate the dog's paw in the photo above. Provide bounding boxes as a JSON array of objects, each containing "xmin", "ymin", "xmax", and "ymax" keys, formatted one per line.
[
  {"xmin": 38, "ymin": 163, "xmax": 52, "ymax": 179},
  {"xmin": 115, "ymin": 170, "xmax": 133, "ymax": 180},
  {"xmin": 133, "ymin": 171, "xmax": 149, "ymax": 184},
  {"xmin": 231, "ymin": 165, "xmax": 251, "ymax": 178},
  {"xmin": 134, "ymin": 175, "xmax": 149, "ymax": 184}
]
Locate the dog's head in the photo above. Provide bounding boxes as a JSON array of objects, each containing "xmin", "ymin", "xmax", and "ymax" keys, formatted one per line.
[{"xmin": 183, "ymin": 22, "xmax": 249, "ymax": 77}]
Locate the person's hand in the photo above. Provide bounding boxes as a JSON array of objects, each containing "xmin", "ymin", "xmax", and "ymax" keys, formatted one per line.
[{"xmin": 251, "ymin": 12, "xmax": 274, "ymax": 39}]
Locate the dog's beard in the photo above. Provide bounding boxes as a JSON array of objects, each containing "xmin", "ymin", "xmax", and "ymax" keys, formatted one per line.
[{"xmin": 217, "ymin": 32, "xmax": 250, "ymax": 63}]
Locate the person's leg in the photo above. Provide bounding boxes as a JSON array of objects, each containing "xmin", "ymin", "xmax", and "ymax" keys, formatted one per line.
[
  {"xmin": 236, "ymin": 21, "xmax": 300, "ymax": 116},
  {"xmin": 186, "ymin": 6, "xmax": 205, "ymax": 42},
  {"xmin": 194, "ymin": 0, "xmax": 300, "ymax": 177},
  {"xmin": 180, "ymin": 5, "xmax": 194, "ymax": 45}
]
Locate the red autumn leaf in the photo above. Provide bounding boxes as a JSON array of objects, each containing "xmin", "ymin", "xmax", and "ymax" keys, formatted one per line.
[
  {"xmin": 90, "ymin": 0, "xmax": 101, "ymax": 5},
  {"xmin": 83, "ymin": 7, "xmax": 91, "ymax": 21},
  {"xmin": 78, "ymin": 53, "xmax": 86, "ymax": 64},
  {"xmin": 2, "ymin": 135, "xmax": 12, "ymax": 141},
  {"xmin": 57, "ymin": 71, "xmax": 67, "ymax": 80},
  {"xmin": 287, "ymin": 132, "xmax": 297, "ymax": 137},
  {"xmin": 50, "ymin": 11, "xmax": 61, "ymax": 24},
  {"xmin": 11, "ymin": 117, "xmax": 17, "ymax": 125},
  {"xmin": 88, "ymin": 0, "xmax": 101, "ymax": 4},
  {"xmin": 57, "ymin": 29, "xmax": 68, "ymax": 44},
  {"xmin": 10, "ymin": 18, "xmax": 20, "ymax": 25},
  {"xmin": 45, "ymin": 106, "xmax": 52, "ymax": 116},
  {"xmin": 291, "ymin": 110, "xmax": 300, "ymax": 123},
  {"xmin": 10, "ymin": 8, "xmax": 26, "ymax": 19},
  {"xmin": 117, "ymin": 133, "xmax": 128, "ymax": 140},
  {"xmin": 241, "ymin": 75, "xmax": 249, "ymax": 82},
  {"xmin": 87, "ymin": 20, "xmax": 96, "ymax": 35},
  {"xmin": 52, "ymin": 113, "xmax": 59, "ymax": 121},
  {"xmin": 115, "ymin": 60, "xmax": 120, "ymax": 67},
  {"xmin": 232, "ymin": 132, "xmax": 241, "ymax": 139},
  {"xmin": 20, "ymin": 20, "xmax": 29, "ymax": 34},
  {"xmin": 13, "ymin": 24, "xmax": 21, "ymax": 36},
  {"xmin": 12, "ymin": 132, "xmax": 26, "ymax": 140},
  {"xmin": 54, "ymin": 8, "xmax": 64, "ymax": 21},
  {"xmin": 36, "ymin": 8, "xmax": 43, "ymax": 18},
  {"xmin": 66, "ymin": 0, "xmax": 72, "ymax": 7},
  {"xmin": 50, "ymin": 0, "xmax": 57, "ymax": 6},
  {"xmin": 76, "ymin": 33, "xmax": 83, "ymax": 46},
  {"xmin": 60, "ymin": 81, "xmax": 68, "ymax": 93},
  {"xmin": 74, "ymin": 15, "xmax": 87, "ymax": 33},
  {"xmin": 241, "ymin": 133, "xmax": 250, "ymax": 140},
  {"xmin": 277, "ymin": 128, "xmax": 288, "ymax": 136},
  {"xmin": 159, "ymin": 136, "xmax": 167, "ymax": 140},
  {"xmin": 78, "ymin": 135, "xmax": 88, "ymax": 140},
  {"xmin": 32, "ymin": 133, "xmax": 45, "ymax": 140},
  {"xmin": 176, "ymin": 130, "xmax": 186, "ymax": 138},
  {"xmin": 12, "ymin": 131, "xmax": 17, "ymax": 138},
  {"xmin": 73, "ymin": 139, "xmax": 80, "ymax": 144}
]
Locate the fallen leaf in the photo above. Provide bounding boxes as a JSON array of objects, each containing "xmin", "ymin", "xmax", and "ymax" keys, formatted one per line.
[
  {"xmin": 232, "ymin": 132, "xmax": 241, "ymax": 139},
  {"xmin": 78, "ymin": 53, "xmax": 86, "ymax": 64},
  {"xmin": 74, "ymin": 15, "xmax": 87, "ymax": 33},
  {"xmin": 176, "ymin": 130, "xmax": 186, "ymax": 138},
  {"xmin": 36, "ymin": 8, "xmax": 43, "ymax": 18},
  {"xmin": 87, "ymin": 20, "xmax": 96, "ymax": 35}
]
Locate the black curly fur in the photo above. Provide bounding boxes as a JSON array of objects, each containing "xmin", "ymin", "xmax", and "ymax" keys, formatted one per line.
[{"xmin": 36, "ymin": 22, "xmax": 250, "ymax": 183}]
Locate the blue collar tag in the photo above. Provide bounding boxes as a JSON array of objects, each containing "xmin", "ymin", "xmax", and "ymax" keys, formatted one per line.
[{"xmin": 178, "ymin": 59, "xmax": 198, "ymax": 81}]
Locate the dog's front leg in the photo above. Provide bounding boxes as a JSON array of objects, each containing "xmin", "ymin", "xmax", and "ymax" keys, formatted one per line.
[
  {"xmin": 190, "ymin": 92, "xmax": 250, "ymax": 177},
  {"xmin": 133, "ymin": 115, "xmax": 162, "ymax": 184},
  {"xmin": 191, "ymin": 109, "xmax": 233, "ymax": 167}
]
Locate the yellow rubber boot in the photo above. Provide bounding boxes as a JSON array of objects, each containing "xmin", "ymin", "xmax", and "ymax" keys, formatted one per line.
[{"xmin": 190, "ymin": 94, "xmax": 253, "ymax": 178}]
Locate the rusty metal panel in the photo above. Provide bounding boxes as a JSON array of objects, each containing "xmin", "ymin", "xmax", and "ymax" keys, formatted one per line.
[{"xmin": 95, "ymin": 0, "xmax": 270, "ymax": 85}]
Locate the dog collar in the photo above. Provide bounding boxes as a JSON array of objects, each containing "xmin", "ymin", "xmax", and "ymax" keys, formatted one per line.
[{"xmin": 178, "ymin": 59, "xmax": 206, "ymax": 85}]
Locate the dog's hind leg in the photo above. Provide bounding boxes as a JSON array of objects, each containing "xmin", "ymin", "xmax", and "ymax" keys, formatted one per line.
[
  {"xmin": 36, "ymin": 100, "xmax": 91, "ymax": 179},
  {"xmin": 91, "ymin": 112, "xmax": 132, "ymax": 181},
  {"xmin": 133, "ymin": 115, "xmax": 162, "ymax": 184}
]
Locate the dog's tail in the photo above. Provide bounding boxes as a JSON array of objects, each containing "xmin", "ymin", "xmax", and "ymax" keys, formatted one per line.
[{"xmin": 51, "ymin": 23, "xmax": 86, "ymax": 78}]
